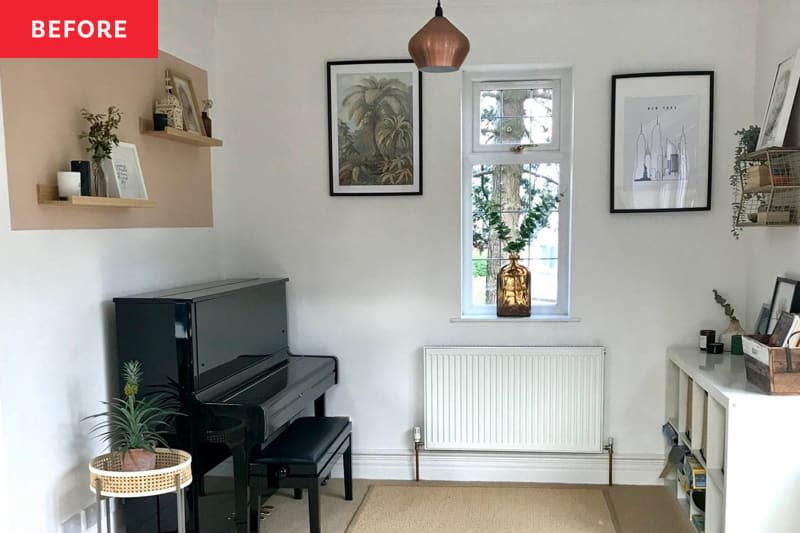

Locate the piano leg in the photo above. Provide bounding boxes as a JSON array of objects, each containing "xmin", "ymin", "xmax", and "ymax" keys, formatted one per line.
[
  {"xmin": 314, "ymin": 394, "xmax": 326, "ymax": 417},
  {"xmin": 232, "ymin": 444, "xmax": 250, "ymax": 533},
  {"xmin": 293, "ymin": 488, "xmax": 303, "ymax": 500}
]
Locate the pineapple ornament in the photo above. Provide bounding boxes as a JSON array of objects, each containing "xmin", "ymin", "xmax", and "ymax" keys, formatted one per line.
[{"xmin": 154, "ymin": 70, "xmax": 184, "ymax": 130}]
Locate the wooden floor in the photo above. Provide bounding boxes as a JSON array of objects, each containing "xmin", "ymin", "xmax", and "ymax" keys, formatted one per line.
[{"xmin": 241, "ymin": 479, "xmax": 694, "ymax": 533}]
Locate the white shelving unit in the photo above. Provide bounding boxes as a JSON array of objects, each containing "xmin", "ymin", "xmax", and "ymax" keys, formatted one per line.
[{"xmin": 666, "ymin": 347, "xmax": 800, "ymax": 533}]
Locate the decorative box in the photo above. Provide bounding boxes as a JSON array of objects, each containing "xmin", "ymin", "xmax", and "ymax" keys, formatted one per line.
[
  {"xmin": 746, "ymin": 165, "xmax": 771, "ymax": 188},
  {"xmin": 742, "ymin": 335, "xmax": 800, "ymax": 394}
]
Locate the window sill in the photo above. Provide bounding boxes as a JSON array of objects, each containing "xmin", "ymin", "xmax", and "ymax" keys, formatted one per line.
[{"xmin": 450, "ymin": 315, "xmax": 581, "ymax": 323}]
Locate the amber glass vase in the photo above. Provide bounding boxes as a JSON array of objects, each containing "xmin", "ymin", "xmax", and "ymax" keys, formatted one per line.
[{"xmin": 496, "ymin": 254, "xmax": 531, "ymax": 317}]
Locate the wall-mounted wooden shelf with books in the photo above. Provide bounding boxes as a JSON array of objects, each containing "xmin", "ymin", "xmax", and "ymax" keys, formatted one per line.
[
  {"xmin": 37, "ymin": 184, "xmax": 155, "ymax": 208},
  {"xmin": 139, "ymin": 118, "xmax": 223, "ymax": 147}
]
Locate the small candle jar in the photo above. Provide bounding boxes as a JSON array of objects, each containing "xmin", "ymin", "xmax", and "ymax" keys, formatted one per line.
[
  {"xmin": 707, "ymin": 342, "xmax": 724, "ymax": 354},
  {"xmin": 57, "ymin": 171, "xmax": 81, "ymax": 198},
  {"xmin": 699, "ymin": 330, "xmax": 716, "ymax": 351}
]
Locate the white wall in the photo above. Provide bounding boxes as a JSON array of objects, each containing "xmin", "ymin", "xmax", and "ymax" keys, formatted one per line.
[
  {"xmin": 745, "ymin": 0, "xmax": 800, "ymax": 328},
  {"xmin": 0, "ymin": 1, "xmax": 219, "ymax": 530},
  {"xmin": 213, "ymin": 0, "xmax": 757, "ymax": 482}
]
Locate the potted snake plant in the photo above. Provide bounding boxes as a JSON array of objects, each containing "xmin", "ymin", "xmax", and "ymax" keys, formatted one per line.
[{"xmin": 84, "ymin": 360, "xmax": 175, "ymax": 471}]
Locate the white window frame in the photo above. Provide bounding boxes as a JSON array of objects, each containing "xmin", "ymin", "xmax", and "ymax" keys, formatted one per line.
[{"xmin": 461, "ymin": 67, "xmax": 573, "ymax": 318}]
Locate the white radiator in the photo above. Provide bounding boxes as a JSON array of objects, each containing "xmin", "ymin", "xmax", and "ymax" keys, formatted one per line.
[{"xmin": 423, "ymin": 346, "xmax": 605, "ymax": 453}]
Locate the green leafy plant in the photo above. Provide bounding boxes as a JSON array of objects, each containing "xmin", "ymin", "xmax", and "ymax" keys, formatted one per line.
[
  {"xmin": 730, "ymin": 125, "xmax": 760, "ymax": 239},
  {"xmin": 475, "ymin": 188, "xmax": 561, "ymax": 255},
  {"xmin": 712, "ymin": 289, "xmax": 739, "ymax": 323},
  {"xmin": 79, "ymin": 106, "xmax": 122, "ymax": 162},
  {"xmin": 84, "ymin": 360, "xmax": 175, "ymax": 454}
]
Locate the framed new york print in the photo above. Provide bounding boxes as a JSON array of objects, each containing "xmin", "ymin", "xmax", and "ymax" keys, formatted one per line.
[{"xmin": 610, "ymin": 72, "xmax": 714, "ymax": 213}]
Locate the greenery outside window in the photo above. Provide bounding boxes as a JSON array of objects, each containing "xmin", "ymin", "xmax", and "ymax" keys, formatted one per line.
[{"xmin": 462, "ymin": 68, "xmax": 573, "ymax": 318}]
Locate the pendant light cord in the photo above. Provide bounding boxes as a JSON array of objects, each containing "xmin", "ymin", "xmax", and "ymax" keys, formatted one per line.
[{"xmin": 435, "ymin": 1, "xmax": 443, "ymax": 16}]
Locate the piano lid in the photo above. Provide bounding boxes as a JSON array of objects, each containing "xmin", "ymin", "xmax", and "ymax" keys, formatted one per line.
[{"xmin": 113, "ymin": 278, "xmax": 289, "ymax": 303}]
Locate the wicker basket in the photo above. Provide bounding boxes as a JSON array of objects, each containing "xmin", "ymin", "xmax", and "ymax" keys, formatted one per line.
[{"xmin": 89, "ymin": 448, "xmax": 192, "ymax": 498}]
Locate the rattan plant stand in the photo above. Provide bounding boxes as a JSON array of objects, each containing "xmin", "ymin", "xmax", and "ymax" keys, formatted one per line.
[{"xmin": 89, "ymin": 448, "xmax": 192, "ymax": 533}]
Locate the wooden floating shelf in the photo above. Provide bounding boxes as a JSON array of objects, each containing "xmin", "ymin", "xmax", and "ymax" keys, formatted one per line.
[
  {"xmin": 37, "ymin": 184, "xmax": 155, "ymax": 208},
  {"xmin": 140, "ymin": 118, "xmax": 223, "ymax": 147}
]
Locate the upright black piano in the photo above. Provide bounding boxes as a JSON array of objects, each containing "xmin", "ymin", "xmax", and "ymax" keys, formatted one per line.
[{"xmin": 114, "ymin": 278, "xmax": 337, "ymax": 532}]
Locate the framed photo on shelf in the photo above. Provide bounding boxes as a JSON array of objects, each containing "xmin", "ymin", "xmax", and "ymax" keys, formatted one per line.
[
  {"xmin": 327, "ymin": 60, "xmax": 422, "ymax": 196},
  {"xmin": 610, "ymin": 71, "xmax": 714, "ymax": 213},
  {"xmin": 102, "ymin": 142, "xmax": 148, "ymax": 200},
  {"xmin": 170, "ymin": 71, "xmax": 207, "ymax": 136},
  {"xmin": 757, "ymin": 48, "xmax": 800, "ymax": 150},
  {"xmin": 768, "ymin": 276, "xmax": 800, "ymax": 334}
]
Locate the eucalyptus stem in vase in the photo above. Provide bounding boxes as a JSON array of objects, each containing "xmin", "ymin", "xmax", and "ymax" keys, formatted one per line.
[
  {"xmin": 713, "ymin": 289, "xmax": 746, "ymax": 354},
  {"xmin": 79, "ymin": 106, "xmax": 122, "ymax": 197},
  {"xmin": 476, "ymin": 188, "xmax": 561, "ymax": 317}
]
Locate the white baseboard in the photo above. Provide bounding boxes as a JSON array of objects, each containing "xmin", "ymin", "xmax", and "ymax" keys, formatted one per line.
[{"xmin": 214, "ymin": 450, "xmax": 664, "ymax": 486}]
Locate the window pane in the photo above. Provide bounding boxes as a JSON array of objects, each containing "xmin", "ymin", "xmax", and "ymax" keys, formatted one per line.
[
  {"xmin": 479, "ymin": 87, "xmax": 553, "ymax": 146},
  {"xmin": 471, "ymin": 163, "xmax": 560, "ymax": 306}
]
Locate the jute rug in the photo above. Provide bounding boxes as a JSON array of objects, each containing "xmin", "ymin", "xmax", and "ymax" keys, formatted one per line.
[{"xmin": 346, "ymin": 485, "xmax": 618, "ymax": 533}]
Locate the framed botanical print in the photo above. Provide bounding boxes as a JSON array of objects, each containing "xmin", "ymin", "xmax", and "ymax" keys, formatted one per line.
[
  {"xmin": 757, "ymin": 49, "xmax": 800, "ymax": 150},
  {"xmin": 327, "ymin": 60, "xmax": 422, "ymax": 196},
  {"xmin": 610, "ymin": 72, "xmax": 714, "ymax": 213}
]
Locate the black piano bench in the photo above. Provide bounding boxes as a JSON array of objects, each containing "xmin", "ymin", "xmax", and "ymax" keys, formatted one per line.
[{"xmin": 248, "ymin": 416, "xmax": 353, "ymax": 533}]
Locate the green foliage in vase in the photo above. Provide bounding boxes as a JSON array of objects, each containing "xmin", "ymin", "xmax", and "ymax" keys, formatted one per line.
[
  {"xmin": 79, "ymin": 106, "xmax": 122, "ymax": 162},
  {"xmin": 84, "ymin": 360, "xmax": 176, "ymax": 454},
  {"xmin": 475, "ymin": 187, "xmax": 561, "ymax": 255},
  {"xmin": 730, "ymin": 125, "xmax": 761, "ymax": 239},
  {"xmin": 712, "ymin": 289, "xmax": 739, "ymax": 323}
]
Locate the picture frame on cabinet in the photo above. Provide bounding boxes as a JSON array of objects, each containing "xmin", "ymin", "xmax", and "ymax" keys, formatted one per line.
[
  {"xmin": 610, "ymin": 71, "xmax": 714, "ymax": 213},
  {"xmin": 327, "ymin": 60, "xmax": 422, "ymax": 196},
  {"xmin": 757, "ymin": 48, "xmax": 800, "ymax": 150},
  {"xmin": 102, "ymin": 142, "xmax": 148, "ymax": 200},
  {"xmin": 768, "ymin": 277, "xmax": 800, "ymax": 334}
]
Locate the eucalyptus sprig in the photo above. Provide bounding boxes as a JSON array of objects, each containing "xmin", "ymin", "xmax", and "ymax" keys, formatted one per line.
[
  {"xmin": 712, "ymin": 289, "xmax": 738, "ymax": 323},
  {"xmin": 476, "ymin": 187, "xmax": 561, "ymax": 254},
  {"xmin": 79, "ymin": 106, "xmax": 122, "ymax": 162}
]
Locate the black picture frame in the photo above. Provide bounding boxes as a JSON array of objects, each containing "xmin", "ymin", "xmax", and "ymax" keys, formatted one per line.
[
  {"xmin": 327, "ymin": 59, "xmax": 423, "ymax": 196},
  {"xmin": 768, "ymin": 276, "xmax": 800, "ymax": 334},
  {"xmin": 610, "ymin": 71, "xmax": 714, "ymax": 213}
]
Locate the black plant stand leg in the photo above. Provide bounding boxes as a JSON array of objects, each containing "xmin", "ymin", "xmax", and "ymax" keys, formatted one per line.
[
  {"xmin": 294, "ymin": 489, "xmax": 303, "ymax": 500},
  {"xmin": 308, "ymin": 482, "xmax": 321, "ymax": 533},
  {"xmin": 344, "ymin": 443, "xmax": 353, "ymax": 501}
]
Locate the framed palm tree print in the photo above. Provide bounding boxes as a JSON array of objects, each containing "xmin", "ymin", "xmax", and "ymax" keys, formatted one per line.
[{"xmin": 328, "ymin": 60, "xmax": 422, "ymax": 196}]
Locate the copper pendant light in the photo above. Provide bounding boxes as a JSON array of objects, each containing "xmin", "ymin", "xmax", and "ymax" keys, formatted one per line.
[{"xmin": 408, "ymin": 1, "xmax": 470, "ymax": 73}]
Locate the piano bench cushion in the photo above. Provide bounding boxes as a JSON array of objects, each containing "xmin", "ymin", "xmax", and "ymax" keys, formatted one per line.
[{"xmin": 251, "ymin": 417, "xmax": 351, "ymax": 477}]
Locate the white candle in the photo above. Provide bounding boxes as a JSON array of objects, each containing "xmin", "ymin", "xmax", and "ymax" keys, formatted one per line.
[{"xmin": 57, "ymin": 171, "xmax": 81, "ymax": 198}]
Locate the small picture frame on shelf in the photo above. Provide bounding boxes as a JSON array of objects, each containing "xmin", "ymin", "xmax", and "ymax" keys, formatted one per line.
[
  {"xmin": 102, "ymin": 142, "xmax": 148, "ymax": 200},
  {"xmin": 170, "ymin": 71, "xmax": 207, "ymax": 137},
  {"xmin": 756, "ymin": 303, "xmax": 771, "ymax": 335},
  {"xmin": 768, "ymin": 276, "xmax": 800, "ymax": 334},
  {"xmin": 757, "ymin": 48, "xmax": 800, "ymax": 150}
]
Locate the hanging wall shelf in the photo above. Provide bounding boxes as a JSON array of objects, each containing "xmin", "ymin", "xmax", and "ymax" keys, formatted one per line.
[
  {"xmin": 139, "ymin": 118, "xmax": 223, "ymax": 147},
  {"xmin": 37, "ymin": 184, "xmax": 156, "ymax": 208},
  {"xmin": 735, "ymin": 148, "xmax": 800, "ymax": 227}
]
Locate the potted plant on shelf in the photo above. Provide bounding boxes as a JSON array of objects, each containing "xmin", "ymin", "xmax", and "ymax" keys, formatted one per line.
[
  {"xmin": 713, "ymin": 289, "xmax": 746, "ymax": 355},
  {"xmin": 84, "ymin": 360, "xmax": 175, "ymax": 471},
  {"xmin": 729, "ymin": 125, "xmax": 760, "ymax": 238},
  {"xmin": 79, "ymin": 106, "xmax": 122, "ymax": 197},
  {"xmin": 475, "ymin": 189, "xmax": 560, "ymax": 317}
]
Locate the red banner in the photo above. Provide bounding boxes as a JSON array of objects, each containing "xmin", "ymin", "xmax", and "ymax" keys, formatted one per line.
[{"xmin": 0, "ymin": 0, "xmax": 158, "ymax": 58}]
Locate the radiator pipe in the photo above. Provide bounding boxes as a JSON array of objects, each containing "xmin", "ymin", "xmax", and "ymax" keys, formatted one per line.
[
  {"xmin": 603, "ymin": 438, "xmax": 614, "ymax": 486},
  {"xmin": 413, "ymin": 426, "xmax": 423, "ymax": 482}
]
